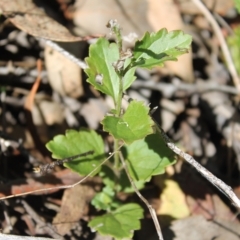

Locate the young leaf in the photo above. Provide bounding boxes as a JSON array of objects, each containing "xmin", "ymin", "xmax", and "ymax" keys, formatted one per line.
[
  {"xmin": 132, "ymin": 28, "xmax": 192, "ymax": 69},
  {"xmin": 88, "ymin": 203, "xmax": 143, "ymax": 239},
  {"xmin": 46, "ymin": 129, "xmax": 105, "ymax": 176},
  {"xmin": 84, "ymin": 38, "xmax": 119, "ymax": 103},
  {"xmin": 100, "ymin": 165, "xmax": 145, "ymax": 193},
  {"xmin": 99, "ymin": 165, "xmax": 117, "ymax": 190},
  {"xmin": 124, "ymin": 132, "xmax": 175, "ymax": 181},
  {"xmin": 102, "ymin": 100, "xmax": 154, "ymax": 144},
  {"xmin": 84, "ymin": 38, "xmax": 134, "ymax": 104},
  {"xmin": 91, "ymin": 186, "xmax": 119, "ymax": 211}
]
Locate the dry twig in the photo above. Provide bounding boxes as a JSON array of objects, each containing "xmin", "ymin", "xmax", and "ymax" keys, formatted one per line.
[
  {"xmin": 191, "ymin": 0, "xmax": 240, "ymax": 91},
  {"xmin": 0, "ymin": 147, "xmax": 122, "ymax": 200},
  {"xmin": 152, "ymin": 111, "xmax": 240, "ymax": 209}
]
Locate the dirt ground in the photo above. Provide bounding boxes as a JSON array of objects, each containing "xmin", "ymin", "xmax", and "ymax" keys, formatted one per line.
[{"xmin": 0, "ymin": 0, "xmax": 240, "ymax": 239}]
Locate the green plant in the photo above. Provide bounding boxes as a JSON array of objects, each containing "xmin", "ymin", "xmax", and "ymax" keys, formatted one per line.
[
  {"xmin": 227, "ymin": 0, "xmax": 240, "ymax": 76},
  {"xmin": 234, "ymin": 0, "xmax": 240, "ymax": 13},
  {"xmin": 46, "ymin": 20, "xmax": 192, "ymax": 239},
  {"xmin": 227, "ymin": 26, "xmax": 240, "ymax": 75}
]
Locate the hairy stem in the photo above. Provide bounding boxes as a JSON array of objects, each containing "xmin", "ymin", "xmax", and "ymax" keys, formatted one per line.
[{"xmin": 109, "ymin": 20, "xmax": 124, "ymax": 169}]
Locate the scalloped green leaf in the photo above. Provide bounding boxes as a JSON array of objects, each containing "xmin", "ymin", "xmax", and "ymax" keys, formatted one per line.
[
  {"xmin": 124, "ymin": 132, "xmax": 176, "ymax": 181},
  {"xmin": 91, "ymin": 186, "xmax": 120, "ymax": 211},
  {"xmin": 84, "ymin": 38, "xmax": 119, "ymax": 103},
  {"xmin": 46, "ymin": 129, "xmax": 105, "ymax": 176},
  {"xmin": 88, "ymin": 203, "xmax": 143, "ymax": 239},
  {"xmin": 132, "ymin": 28, "xmax": 192, "ymax": 69},
  {"xmin": 99, "ymin": 165, "xmax": 116, "ymax": 190},
  {"xmin": 84, "ymin": 37, "xmax": 135, "ymax": 104},
  {"xmin": 100, "ymin": 165, "xmax": 145, "ymax": 193},
  {"xmin": 102, "ymin": 100, "xmax": 154, "ymax": 144}
]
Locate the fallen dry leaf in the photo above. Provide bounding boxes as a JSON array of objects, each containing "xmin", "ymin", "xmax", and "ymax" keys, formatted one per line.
[
  {"xmin": 44, "ymin": 44, "xmax": 83, "ymax": 98},
  {"xmin": 159, "ymin": 215, "xmax": 240, "ymax": 240},
  {"xmin": 53, "ymin": 184, "xmax": 95, "ymax": 235},
  {"xmin": 80, "ymin": 98, "xmax": 108, "ymax": 129},
  {"xmin": 0, "ymin": 0, "xmax": 82, "ymax": 42},
  {"xmin": 72, "ymin": 0, "xmax": 151, "ymax": 38},
  {"xmin": 32, "ymin": 100, "xmax": 65, "ymax": 126},
  {"xmin": 178, "ymin": 0, "xmax": 235, "ymax": 15},
  {"xmin": 155, "ymin": 177, "xmax": 190, "ymax": 220},
  {"xmin": 177, "ymin": 164, "xmax": 237, "ymax": 221},
  {"xmin": 0, "ymin": 169, "xmax": 82, "ymax": 198}
]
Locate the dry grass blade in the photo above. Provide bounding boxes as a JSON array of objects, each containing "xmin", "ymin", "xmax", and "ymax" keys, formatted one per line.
[{"xmin": 0, "ymin": 146, "xmax": 122, "ymax": 200}]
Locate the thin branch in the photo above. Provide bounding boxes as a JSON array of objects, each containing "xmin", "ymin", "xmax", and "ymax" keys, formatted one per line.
[
  {"xmin": 23, "ymin": 59, "xmax": 51, "ymax": 160},
  {"xmin": 33, "ymin": 150, "xmax": 94, "ymax": 174},
  {"xmin": 191, "ymin": 0, "xmax": 240, "ymax": 91},
  {"xmin": 1, "ymin": 200, "xmax": 13, "ymax": 232},
  {"xmin": 21, "ymin": 200, "xmax": 63, "ymax": 239},
  {"xmin": 39, "ymin": 39, "xmax": 88, "ymax": 69},
  {"xmin": 0, "ymin": 147, "xmax": 123, "ymax": 200},
  {"xmin": 118, "ymin": 151, "xmax": 164, "ymax": 240},
  {"xmin": 152, "ymin": 116, "xmax": 240, "ymax": 209},
  {"xmin": 0, "ymin": 233, "xmax": 56, "ymax": 240},
  {"xmin": 131, "ymin": 78, "xmax": 239, "ymax": 97},
  {"xmin": 213, "ymin": 13, "xmax": 234, "ymax": 35}
]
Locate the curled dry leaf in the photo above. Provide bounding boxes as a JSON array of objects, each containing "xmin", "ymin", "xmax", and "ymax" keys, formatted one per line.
[
  {"xmin": 0, "ymin": 0, "xmax": 82, "ymax": 42},
  {"xmin": 72, "ymin": 0, "xmax": 151, "ymax": 38},
  {"xmin": 32, "ymin": 100, "xmax": 65, "ymax": 126},
  {"xmin": 44, "ymin": 45, "xmax": 83, "ymax": 98},
  {"xmin": 53, "ymin": 184, "xmax": 95, "ymax": 235}
]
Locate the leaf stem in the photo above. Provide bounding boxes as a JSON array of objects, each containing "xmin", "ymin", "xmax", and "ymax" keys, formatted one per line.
[{"xmin": 116, "ymin": 74, "xmax": 123, "ymax": 116}]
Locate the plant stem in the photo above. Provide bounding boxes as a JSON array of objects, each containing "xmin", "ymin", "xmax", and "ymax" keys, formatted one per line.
[
  {"xmin": 110, "ymin": 20, "xmax": 123, "ymax": 117},
  {"xmin": 113, "ymin": 74, "xmax": 123, "ymax": 169},
  {"xmin": 119, "ymin": 151, "xmax": 164, "ymax": 240},
  {"xmin": 109, "ymin": 20, "xmax": 124, "ymax": 169},
  {"xmin": 113, "ymin": 139, "xmax": 120, "ymax": 169},
  {"xmin": 116, "ymin": 74, "xmax": 123, "ymax": 116},
  {"xmin": 112, "ymin": 23, "xmax": 122, "ymax": 53}
]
